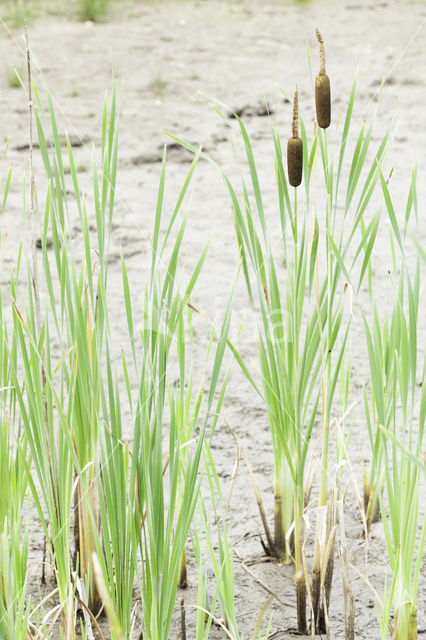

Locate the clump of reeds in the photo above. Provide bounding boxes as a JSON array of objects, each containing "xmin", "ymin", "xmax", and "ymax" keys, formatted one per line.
[
  {"xmin": 362, "ymin": 302, "xmax": 395, "ymax": 532},
  {"xmin": 165, "ymin": 58, "xmax": 392, "ymax": 634},
  {"xmin": 366, "ymin": 172, "xmax": 424, "ymax": 640},
  {"xmin": 3, "ymin": 63, "xmax": 235, "ymax": 637},
  {"xmin": 3, "ymin": 21, "xmax": 426, "ymax": 640},
  {"xmin": 78, "ymin": 0, "xmax": 109, "ymax": 21},
  {"xmin": 0, "ymin": 290, "xmax": 32, "ymax": 640}
]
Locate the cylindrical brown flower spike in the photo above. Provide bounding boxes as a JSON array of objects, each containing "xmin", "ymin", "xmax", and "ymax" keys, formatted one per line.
[
  {"xmin": 287, "ymin": 87, "xmax": 303, "ymax": 187},
  {"xmin": 315, "ymin": 29, "xmax": 331, "ymax": 129}
]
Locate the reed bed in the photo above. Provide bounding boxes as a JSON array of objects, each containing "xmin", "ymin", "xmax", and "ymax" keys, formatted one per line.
[
  {"xmin": 168, "ymin": 31, "xmax": 424, "ymax": 640},
  {"xmin": 0, "ymin": 27, "xmax": 425, "ymax": 640},
  {"xmin": 1, "ymin": 74, "xmax": 234, "ymax": 638}
]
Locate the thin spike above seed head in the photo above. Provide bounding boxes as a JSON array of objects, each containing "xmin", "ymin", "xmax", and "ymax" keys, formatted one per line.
[
  {"xmin": 287, "ymin": 87, "xmax": 303, "ymax": 188},
  {"xmin": 292, "ymin": 86, "xmax": 299, "ymax": 138},
  {"xmin": 316, "ymin": 28, "xmax": 326, "ymax": 76},
  {"xmin": 315, "ymin": 29, "xmax": 331, "ymax": 129}
]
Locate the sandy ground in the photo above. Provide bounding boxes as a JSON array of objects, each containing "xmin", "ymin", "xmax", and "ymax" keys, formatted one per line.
[{"xmin": 0, "ymin": 0, "xmax": 426, "ymax": 637}]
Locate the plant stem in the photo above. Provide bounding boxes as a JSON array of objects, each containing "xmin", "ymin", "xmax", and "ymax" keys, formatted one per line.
[
  {"xmin": 273, "ymin": 456, "xmax": 293, "ymax": 564},
  {"xmin": 178, "ymin": 548, "xmax": 188, "ymax": 589},
  {"xmin": 294, "ymin": 484, "xmax": 307, "ymax": 633}
]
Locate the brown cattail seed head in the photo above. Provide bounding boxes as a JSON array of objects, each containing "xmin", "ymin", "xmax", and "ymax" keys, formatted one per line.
[
  {"xmin": 287, "ymin": 87, "xmax": 303, "ymax": 187},
  {"xmin": 315, "ymin": 29, "xmax": 331, "ymax": 129}
]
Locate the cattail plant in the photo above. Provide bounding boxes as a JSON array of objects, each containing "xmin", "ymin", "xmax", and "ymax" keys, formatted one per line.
[
  {"xmin": 31, "ymin": 81, "xmax": 119, "ymax": 613},
  {"xmin": 362, "ymin": 164, "xmax": 420, "ymax": 534},
  {"xmin": 168, "ymin": 63, "xmax": 393, "ymax": 633},
  {"xmin": 371, "ymin": 171, "xmax": 424, "ymax": 640},
  {"xmin": 362, "ymin": 303, "xmax": 397, "ymax": 532},
  {"xmin": 375, "ymin": 266, "xmax": 425, "ymax": 640},
  {"xmin": 202, "ymin": 446, "xmax": 239, "ymax": 639},
  {"xmin": 5, "ymin": 81, "xmax": 119, "ymax": 636},
  {"xmin": 308, "ymin": 63, "xmax": 391, "ymax": 631},
  {"xmin": 5, "ymin": 63, "xmax": 232, "ymax": 636},
  {"xmin": 0, "ymin": 290, "xmax": 32, "ymax": 640},
  {"xmin": 172, "ymin": 308, "xmax": 204, "ymax": 589},
  {"xmin": 198, "ymin": 443, "xmax": 274, "ymax": 640},
  {"xmin": 287, "ymin": 87, "xmax": 303, "ymax": 187},
  {"xmin": 10, "ymin": 264, "xmax": 77, "ymax": 639},
  {"xmin": 135, "ymin": 265, "xmax": 234, "ymax": 640},
  {"xmin": 4, "ymin": 24, "xmax": 422, "ymax": 638},
  {"xmin": 315, "ymin": 29, "xmax": 331, "ymax": 129},
  {"xmin": 0, "ymin": 511, "xmax": 31, "ymax": 640},
  {"xmin": 192, "ymin": 524, "xmax": 219, "ymax": 640},
  {"xmin": 87, "ymin": 144, "xmax": 233, "ymax": 640},
  {"xmin": 6, "ymin": 63, "xmax": 76, "ymax": 638}
]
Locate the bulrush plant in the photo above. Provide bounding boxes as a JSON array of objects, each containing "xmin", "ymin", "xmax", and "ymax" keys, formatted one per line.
[
  {"xmin": 196, "ymin": 445, "xmax": 273, "ymax": 640},
  {"xmin": 368, "ymin": 173, "xmax": 424, "ymax": 640},
  {"xmin": 3, "ymin": 30, "xmax": 426, "ymax": 640},
  {"xmin": 9, "ymin": 239, "xmax": 78, "ymax": 638},
  {"xmin": 5, "ymin": 74, "xmax": 91, "ymax": 633},
  {"xmin": 168, "ymin": 32, "xmax": 393, "ymax": 633},
  {"xmin": 235, "ymin": 79, "xmax": 388, "ymax": 635},
  {"xmin": 362, "ymin": 163, "xmax": 420, "ymax": 534},
  {"xmin": 1, "ymin": 137, "xmax": 34, "ymax": 640},
  {"xmin": 4, "ymin": 64, "xmax": 234, "ymax": 637},
  {"xmin": 0, "ymin": 291, "xmax": 32, "ymax": 640},
  {"xmin": 308, "ymin": 29, "xmax": 391, "ymax": 634},
  {"xmin": 362, "ymin": 295, "xmax": 398, "ymax": 532},
  {"xmin": 172, "ymin": 308, "xmax": 204, "ymax": 589},
  {"xmin": 192, "ymin": 524, "xmax": 219, "ymax": 640},
  {"xmin": 371, "ymin": 265, "xmax": 425, "ymax": 640},
  {"xmin": 310, "ymin": 30, "xmax": 334, "ymax": 631},
  {"xmin": 30, "ymin": 83, "xmax": 119, "ymax": 614},
  {"xmin": 202, "ymin": 447, "xmax": 239, "ymax": 639},
  {"xmin": 382, "ymin": 326, "xmax": 425, "ymax": 640},
  {"xmin": 127, "ymin": 209, "xmax": 234, "ymax": 640},
  {"xmin": 0, "ymin": 43, "xmax": 236, "ymax": 636},
  {"xmin": 37, "ymin": 77, "xmax": 233, "ymax": 638}
]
